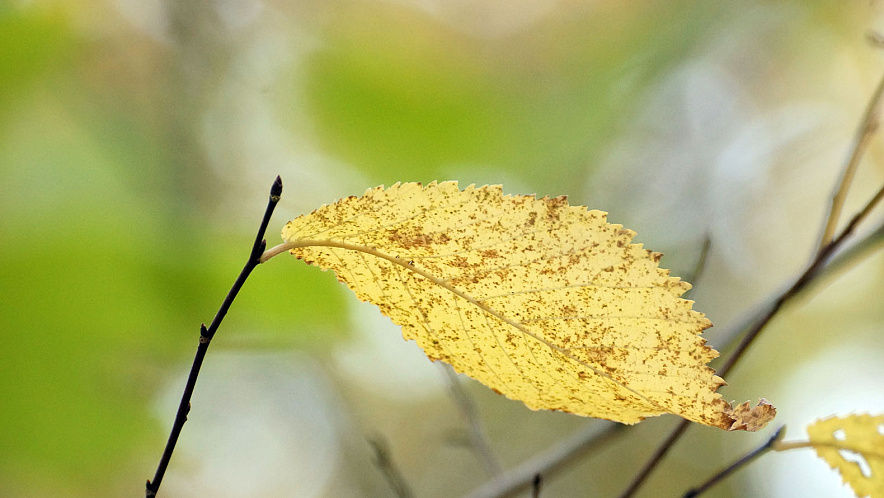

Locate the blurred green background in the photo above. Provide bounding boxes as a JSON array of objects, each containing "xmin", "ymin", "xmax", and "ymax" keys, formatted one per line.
[{"xmin": 2, "ymin": 1, "xmax": 884, "ymax": 497}]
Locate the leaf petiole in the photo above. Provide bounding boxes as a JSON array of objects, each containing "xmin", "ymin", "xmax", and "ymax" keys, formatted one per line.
[{"xmin": 260, "ymin": 240, "xmax": 296, "ymax": 263}]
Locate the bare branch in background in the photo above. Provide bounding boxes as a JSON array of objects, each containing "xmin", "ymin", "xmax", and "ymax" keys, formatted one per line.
[
  {"xmin": 816, "ymin": 69, "xmax": 884, "ymax": 253},
  {"xmin": 442, "ymin": 364, "xmax": 503, "ymax": 477},
  {"xmin": 618, "ymin": 66, "xmax": 884, "ymax": 496},
  {"xmin": 618, "ymin": 181, "xmax": 884, "ymax": 498},
  {"xmin": 369, "ymin": 437, "xmax": 415, "ymax": 498},
  {"xmin": 463, "ymin": 422, "xmax": 623, "ymax": 498},
  {"xmin": 683, "ymin": 235, "xmax": 712, "ymax": 295}
]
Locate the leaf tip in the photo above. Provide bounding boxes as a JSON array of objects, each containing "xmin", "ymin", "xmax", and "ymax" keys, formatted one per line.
[{"xmin": 725, "ymin": 398, "xmax": 776, "ymax": 432}]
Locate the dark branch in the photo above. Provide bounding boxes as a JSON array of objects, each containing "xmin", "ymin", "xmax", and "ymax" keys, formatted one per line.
[
  {"xmin": 718, "ymin": 179, "xmax": 884, "ymax": 379},
  {"xmin": 816, "ymin": 69, "xmax": 884, "ymax": 252},
  {"xmin": 683, "ymin": 426, "xmax": 785, "ymax": 498},
  {"xmin": 145, "ymin": 176, "xmax": 282, "ymax": 497}
]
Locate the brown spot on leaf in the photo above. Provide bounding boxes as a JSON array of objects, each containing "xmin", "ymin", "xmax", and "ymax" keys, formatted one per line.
[
  {"xmin": 450, "ymin": 255, "xmax": 470, "ymax": 268},
  {"xmin": 527, "ymin": 211, "xmax": 538, "ymax": 226}
]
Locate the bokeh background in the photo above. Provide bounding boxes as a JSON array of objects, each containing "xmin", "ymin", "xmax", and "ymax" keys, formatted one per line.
[{"xmin": 2, "ymin": 1, "xmax": 884, "ymax": 497}]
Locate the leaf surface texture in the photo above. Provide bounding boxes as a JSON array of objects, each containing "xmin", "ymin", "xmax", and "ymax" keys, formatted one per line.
[{"xmin": 279, "ymin": 182, "xmax": 773, "ymax": 430}]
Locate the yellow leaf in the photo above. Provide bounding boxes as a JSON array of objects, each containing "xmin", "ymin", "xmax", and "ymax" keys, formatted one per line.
[
  {"xmin": 807, "ymin": 414, "xmax": 884, "ymax": 498},
  {"xmin": 273, "ymin": 182, "xmax": 774, "ymax": 430}
]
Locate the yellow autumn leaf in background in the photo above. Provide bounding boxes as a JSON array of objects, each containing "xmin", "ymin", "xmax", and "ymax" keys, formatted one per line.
[
  {"xmin": 270, "ymin": 182, "xmax": 774, "ymax": 430},
  {"xmin": 807, "ymin": 414, "xmax": 884, "ymax": 498}
]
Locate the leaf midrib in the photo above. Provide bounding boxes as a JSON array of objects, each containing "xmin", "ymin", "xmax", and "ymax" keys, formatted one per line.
[{"xmin": 280, "ymin": 237, "xmax": 669, "ymax": 415}]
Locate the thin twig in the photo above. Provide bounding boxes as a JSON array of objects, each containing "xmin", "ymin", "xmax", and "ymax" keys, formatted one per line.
[
  {"xmin": 618, "ymin": 101, "xmax": 881, "ymax": 496},
  {"xmin": 683, "ymin": 426, "xmax": 786, "ymax": 498},
  {"xmin": 683, "ymin": 235, "xmax": 712, "ymax": 293},
  {"xmin": 619, "ymin": 121, "xmax": 884, "ymax": 498},
  {"xmin": 618, "ymin": 179, "xmax": 884, "ymax": 498},
  {"xmin": 816, "ymin": 217, "xmax": 884, "ymax": 281},
  {"xmin": 369, "ymin": 437, "xmax": 415, "ymax": 498},
  {"xmin": 145, "ymin": 176, "xmax": 283, "ymax": 497},
  {"xmin": 442, "ymin": 364, "xmax": 503, "ymax": 476},
  {"xmin": 707, "ymin": 211, "xmax": 884, "ymax": 363},
  {"xmin": 817, "ymin": 70, "xmax": 884, "ymax": 253},
  {"xmin": 719, "ymin": 179, "xmax": 884, "ymax": 378},
  {"xmin": 463, "ymin": 422, "xmax": 623, "ymax": 498},
  {"xmin": 616, "ymin": 420, "xmax": 690, "ymax": 498}
]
